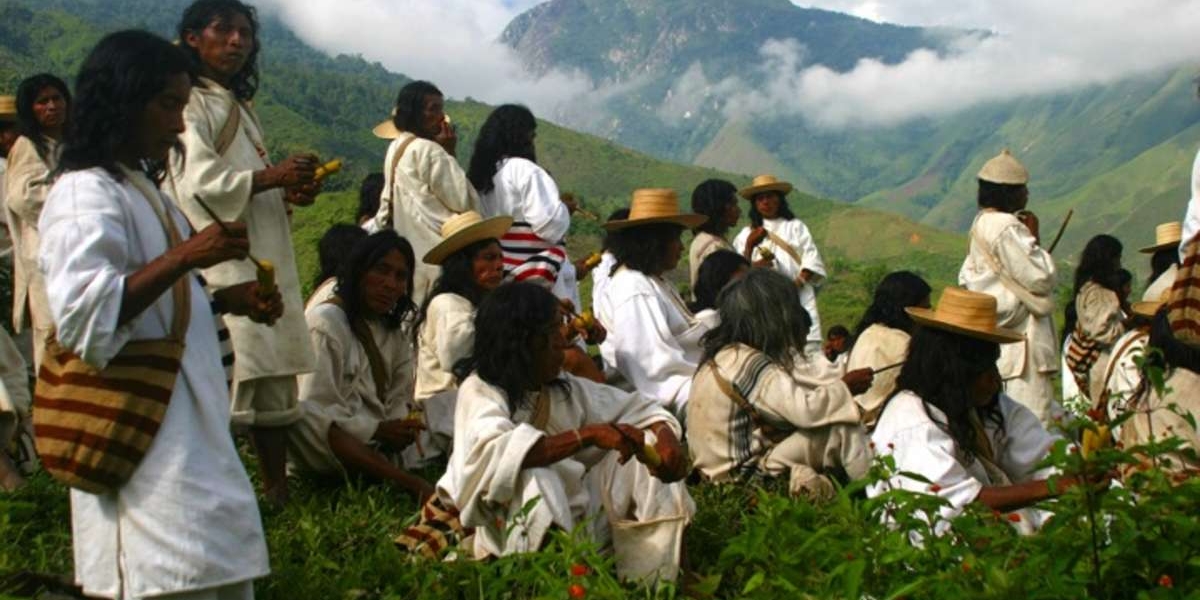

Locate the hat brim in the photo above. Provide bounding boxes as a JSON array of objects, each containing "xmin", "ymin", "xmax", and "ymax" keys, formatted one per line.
[
  {"xmin": 1139, "ymin": 240, "xmax": 1181, "ymax": 254},
  {"xmin": 603, "ymin": 213, "xmax": 708, "ymax": 231},
  {"xmin": 738, "ymin": 182, "xmax": 793, "ymax": 200},
  {"xmin": 1131, "ymin": 301, "xmax": 1164, "ymax": 318},
  {"xmin": 905, "ymin": 306, "xmax": 1024, "ymax": 344},
  {"xmin": 373, "ymin": 119, "xmax": 401, "ymax": 140},
  {"xmin": 422, "ymin": 216, "xmax": 514, "ymax": 265}
]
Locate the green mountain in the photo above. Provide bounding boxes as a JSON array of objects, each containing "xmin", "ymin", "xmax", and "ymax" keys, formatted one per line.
[
  {"xmin": 1, "ymin": 0, "xmax": 978, "ymax": 333},
  {"xmin": 501, "ymin": 0, "xmax": 1200, "ymax": 272}
]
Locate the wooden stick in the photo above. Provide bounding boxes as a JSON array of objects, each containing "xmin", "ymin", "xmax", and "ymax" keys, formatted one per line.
[
  {"xmin": 191, "ymin": 194, "xmax": 267, "ymax": 271},
  {"xmin": 1047, "ymin": 208, "xmax": 1074, "ymax": 254},
  {"xmin": 872, "ymin": 361, "xmax": 905, "ymax": 374}
]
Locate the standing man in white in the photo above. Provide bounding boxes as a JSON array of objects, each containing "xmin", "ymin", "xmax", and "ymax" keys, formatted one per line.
[
  {"xmin": 958, "ymin": 150, "xmax": 1061, "ymax": 424},
  {"xmin": 732, "ymin": 175, "xmax": 827, "ymax": 356},
  {"xmin": 169, "ymin": 0, "xmax": 318, "ymax": 505}
]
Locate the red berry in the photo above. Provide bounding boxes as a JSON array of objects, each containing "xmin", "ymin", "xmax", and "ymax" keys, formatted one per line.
[
  {"xmin": 1007, "ymin": 513, "xmax": 1022, "ymax": 523},
  {"xmin": 961, "ymin": 561, "xmax": 971, "ymax": 573},
  {"xmin": 1159, "ymin": 574, "xmax": 1174, "ymax": 588},
  {"xmin": 568, "ymin": 583, "xmax": 587, "ymax": 598},
  {"xmin": 845, "ymin": 552, "xmax": 855, "ymax": 561},
  {"xmin": 570, "ymin": 564, "xmax": 589, "ymax": 577},
  {"xmin": 928, "ymin": 484, "xmax": 942, "ymax": 493}
]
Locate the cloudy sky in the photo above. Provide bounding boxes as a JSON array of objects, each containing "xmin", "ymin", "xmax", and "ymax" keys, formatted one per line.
[{"xmin": 258, "ymin": 0, "xmax": 1200, "ymax": 128}]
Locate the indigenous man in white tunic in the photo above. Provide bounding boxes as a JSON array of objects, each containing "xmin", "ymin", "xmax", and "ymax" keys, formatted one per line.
[
  {"xmin": 0, "ymin": 94, "xmax": 33, "ymax": 490},
  {"xmin": 169, "ymin": 0, "xmax": 318, "ymax": 504},
  {"xmin": 0, "ymin": 94, "xmax": 18, "ymax": 260},
  {"xmin": 290, "ymin": 231, "xmax": 441, "ymax": 499},
  {"xmin": 689, "ymin": 269, "xmax": 875, "ymax": 500},
  {"xmin": 1140, "ymin": 221, "xmax": 1181, "ymax": 303},
  {"xmin": 687, "ymin": 179, "xmax": 740, "ymax": 294},
  {"xmin": 40, "ymin": 30, "xmax": 276, "ymax": 599},
  {"xmin": 959, "ymin": 150, "xmax": 1061, "ymax": 424},
  {"xmin": 595, "ymin": 189, "xmax": 709, "ymax": 415},
  {"xmin": 438, "ymin": 283, "xmax": 694, "ymax": 582},
  {"xmin": 732, "ymin": 175, "xmax": 827, "ymax": 356},
  {"xmin": 5, "ymin": 73, "xmax": 70, "ymax": 370},
  {"xmin": 371, "ymin": 80, "xmax": 478, "ymax": 307}
]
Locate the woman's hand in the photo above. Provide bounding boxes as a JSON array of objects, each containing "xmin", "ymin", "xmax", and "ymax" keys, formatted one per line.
[
  {"xmin": 434, "ymin": 119, "xmax": 457, "ymax": 156},
  {"xmin": 214, "ymin": 280, "xmax": 284, "ymax": 325},
  {"xmin": 648, "ymin": 422, "xmax": 689, "ymax": 482},
  {"xmin": 173, "ymin": 221, "xmax": 249, "ymax": 270},
  {"xmin": 284, "ymin": 180, "xmax": 322, "ymax": 206},
  {"xmin": 841, "ymin": 368, "xmax": 874, "ymax": 395},
  {"xmin": 374, "ymin": 418, "xmax": 426, "ymax": 450},
  {"xmin": 582, "ymin": 423, "xmax": 643, "ymax": 464},
  {"xmin": 256, "ymin": 153, "xmax": 317, "ymax": 191},
  {"xmin": 1016, "ymin": 209, "xmax": 1040, "ymax": 244}
]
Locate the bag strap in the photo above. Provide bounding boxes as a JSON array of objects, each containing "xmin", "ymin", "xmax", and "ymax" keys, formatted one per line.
[
  {"xmin": 1095, "ymin": 329, "xmax": 1149, "ymax": 415},
  {"xmin": 324, "ymin": 297, "xmax": 389, "ymax": 399},
  {"xmin": 214, "ymin": 98, "xmax": 242, "ymax": 157},
  {"xmin": 377, "ymin": 134, "xmax": 420, "ymax": 230},
  {"xmin": 765, "ymin": 229, "xmax": 806, "ymax": 267},
  {"xmin": 120, "ymin": 167, "xmax": 191, "ymax": 341},
  {"xmin": 968, "ymin": 216, "xmax": 1055, "ymax": 317},
  {"xmin": 706, "ymin": 361, "xmax": 771, "ymax": 433}
]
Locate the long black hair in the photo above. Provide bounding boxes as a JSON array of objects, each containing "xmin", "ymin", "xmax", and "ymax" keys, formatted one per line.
[
  {"xmin": 391, "ymin": 80, "xmax": 442, "ymax": 137},
  {"xmin": 58, "ymin": 31, "xmax": 194, "ymax": 181},
  {"xmin": 691, "ymin": 179, "xmax": 737, "ymax": 236},
  {"xmin": 413, "ymin": 238, "xmax": 498, "ymax": 342},
  {"xmin": 853, "ymin": 271, "xmax": 931, "ymax": 337},
  {"xmin": 977, "ymin": 180, "xmax": 1027, "ymax": 212},
  {"xmin": 334, "ymin": 230, "xmax": 416, "ymax": 329},
  {"xmin": 601, "ymin": 208, "xmax": 630, "ymax": 251},
  {"xmin": 608, "ymin": 222, "xmax": 682, "ymax": 276},
  {"xmin": 1064, "ymin": 234, "xmax": 1123, "ymax": 341},
  {"xmin": 178, "ymin": 0, "xmax": 260, "ymax": 101},
  {"xmin": 454, "ymin": 282, "xmax": 563, "ymax": 413},
  {"xmin": 16, "ymin": 73, "xmax": 71, "ymax": 162},
  {"xmin": 701, "ymin": 269, "xmax": 811, "ymax": 373},
  {"xmin": 315, "ymin": 223, "xmax": 367, "ymax": 287},
  {"xmin": 357, "ymin": 172, "xmax": 384, "ymax": 223},
  {"xmin": 747, "ymin": 191, "xmax": 796, "ymax": 228},
  {"xmin": 689, "ymin": 249, "xmax": 749, "ymax": 313},
  {"xmin": 890, "ymin": 327, "xmax": 1004, "ymax": 462},
  {"xmin": 1149, "ymin": 247, "xmax": 1180, "ymax": 287},
  {"xmin": 467, "ymin": 104, "xmax": 537, "ymax": 195}
]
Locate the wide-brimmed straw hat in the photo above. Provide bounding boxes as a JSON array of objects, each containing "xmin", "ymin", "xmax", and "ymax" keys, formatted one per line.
[
  {"xmin": 906, "ymin": 287, "xmax": 1024, "ymax": 344},
  {"xmin": 373, "ymin": 108, "xmax": 401, "ymax": 140},
  {"xmin": 0, "ymin": 96, "xmax": 15, "ymax": 122},
  {"xmin": 978, "ymin": 149, "xmax": 1029, "ymax": 185},
  {"xmin": 603, "ymin": 188, "xmax": 707, "ymax": 231},
  {"xmin": 1139, "ymin": 221, "xmax": 1182, "ymax": 254},
  {"xmin": 423, "ymin": 211, "xmax": 513, "ymax": 265},
  {"xmin": 738, "ymin": 174, "xmax": 794, "ymax": 200}
]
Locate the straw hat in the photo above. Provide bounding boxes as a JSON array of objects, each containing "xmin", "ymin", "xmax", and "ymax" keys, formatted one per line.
[
  {"xmin": 905, "ymin": 287, "xmax": 1024, "ymax": 343},
  {"xmin": 977, "ymin": 149, "xmax": 1029, "ymax": 185},
  {"xmin": 373, "ymin": 108, "xmax": 401, "ymax": 139},
  {"xmin": 0, "ymin": 96, "xmax": 14, "ymax": 122},
  {"xmin": 1139, "ymin": 221, "xmax": 1182, "ymax": 254},
  {"xmin": 1142, "ymin": 264, "xmax": 1176, "ymax": 303},
  {"xmin": 738, "ymin": 174, "xmax": 794, "ymax": 200},
  {"xmin": 1131, "ymin": 300, "xmax": 1165, "ymax": 319},
  {"xmin": 422, "ymin": 211, "xmax": 513, "ymax": 265},
  {"xmin": 603, "ymin": 188, "xmax": 707, "ymax": 231}
]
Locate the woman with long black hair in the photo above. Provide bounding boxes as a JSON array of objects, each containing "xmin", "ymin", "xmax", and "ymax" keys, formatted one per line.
[
  {"xmin": 290, "ymin": 231, "xmax": 437, "ymax": 499},
  {"xmin": 845, "ymin": 271, "xmax": 931, "ymax": 427},
  {"xmin": 868, "ymin": 288, "xmax": 1084, "ymax": 536},
  {"xmin": 41, "ymin": 29, "xmax": 279, "ymax": 599},
  {"xmin": 1064, "ymin": 234, "xmax": 1127, "ymax": 402},
  {"xmin": 688, "ymin": 179, "xmax": 740, "ymax": 292},
  {"xmin": 5, "ymin": 72, "xmax": 70, "ymax": 369},
  {"xmin": 469, "ymin": 104, "xmax": 570, "ymax": 288}
]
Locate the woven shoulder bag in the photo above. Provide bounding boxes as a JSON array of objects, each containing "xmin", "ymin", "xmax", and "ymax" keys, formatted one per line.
[{"xmin": 33, "ymin": 170, "xmax": 191, "ymax": 494}]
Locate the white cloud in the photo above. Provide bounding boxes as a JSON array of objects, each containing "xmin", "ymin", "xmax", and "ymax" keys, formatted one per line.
[
  {"xmin": 255, "ymin": 0, "xmax": 592, "ymax": 117},
  {"xmin": 768, "ymin": 0, "xmax": 1200, "ymax": 127}
]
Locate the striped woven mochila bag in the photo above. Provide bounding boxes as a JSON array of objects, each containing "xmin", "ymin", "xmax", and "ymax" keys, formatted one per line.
[
  {"xmin": 1167, "ymin": 235, "xmax": 1200, "ymax": 347},
  {"xmin": 33, "ymin": 169, "xmax": 190, "ymax": 494}
]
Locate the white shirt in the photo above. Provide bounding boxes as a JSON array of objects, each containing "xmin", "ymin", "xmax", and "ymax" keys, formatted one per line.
[
  {"xmin": 1182, "ymin": 147, "xmax": 1200, "ymax": 260},
  {"xmin": 41, "ymin": 168, "xmax": 267, "ymax": 598},
  {"xmin": 415, "ymin": 293, "xmax": 475, "ymax": 402},
  {"xmin": 868, "ymin": 391, "xmax": 1059, "ymax": 536},
  {"xmin": 479, "ymin": 157, "xmax": 569, "ymax": 243},
  {"xmin": 590, "ymin": 251, "xmax": 617, "ymax": 314},
  {"xmin": 732, "ymin": 218, "xmax": 826, "ymax": 344},
  {"xmin": 595, "ymin": 267, "xmax": 704, "ymax": 409}
]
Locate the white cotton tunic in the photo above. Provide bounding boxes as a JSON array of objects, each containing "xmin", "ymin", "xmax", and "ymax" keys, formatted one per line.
[
  {"xmin": 291, "ymin": 302, "xmax": 425, "ymax": 474},
  {"xmin": 1181, "ymin": 147, "xmax": 1200, "ymax": 261},
  {"xmin": 4, "ymin": 135, "xmax": 57, "ymax": 352},
  {"xmin": 415, "ymin": 293, "xmax": 475, "ymax": 402},
  {"xmin": 589, "ymin": 251, "xmax": 617, "ymax": 314},
  {"xmin": 732, "ymin": 218, "xmax": 826, "ymax": 344},
  {"xmin": 595, "ymin": 267, "xmax": 704, "ymax": 410},
  {"xmin": 845, "ymin": 324, "xmax": 910, "ymax": 426},
  {"xmin": 40, "ymin": 168, "xmax": 267, "ymax": 599},
  {"xmin": 373, "ymin": 132, "xmax": 478, "ymax": 306},
  {"xmin": 479, "ymin": 157, "xmax": 569, "ymax": 242},
  {"xmin": 868, "ymin": 391, "xmax": 1060, "ymax": 536},
  {"xmin": 437, "ymin": 373, "xmax": 693, "ymax": 579},
  {"xmin": 687, "ymin": 231, "xmax": 733, "ymax": 292},
  {"xmin": 960, "ymin": 210, "xmax": 1060, "ymax": 422},
  {"xmin": 167, "ymin": 78, "xmax": 314, "ymax": 385},
  {"xmin": 1101, "ymin": 328, "xmax": 1149, "ymax": 427}
]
